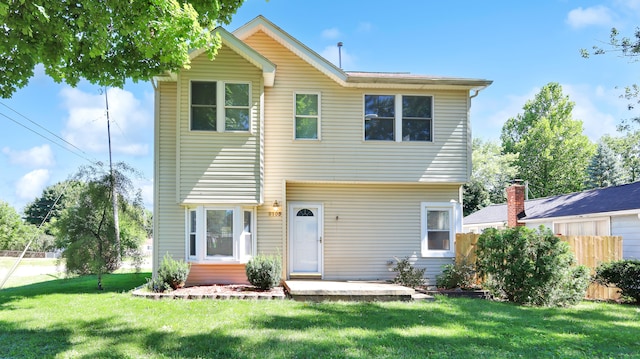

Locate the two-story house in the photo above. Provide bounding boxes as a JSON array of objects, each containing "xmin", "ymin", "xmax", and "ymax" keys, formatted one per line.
[{"xmin": 153, "ymin": 16, "xmax": 492, "ymax": 285}]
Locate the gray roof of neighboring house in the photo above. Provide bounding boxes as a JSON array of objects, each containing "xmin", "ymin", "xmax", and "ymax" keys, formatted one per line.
[{"xmin": 464, "ymin": 181, "xmax": 640, "ymax": 225}]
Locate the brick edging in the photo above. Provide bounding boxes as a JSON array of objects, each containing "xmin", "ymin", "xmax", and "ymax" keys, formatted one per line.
[{"xmin": 131, "ymin": 288, "xmax": 287, "ymax": 300}]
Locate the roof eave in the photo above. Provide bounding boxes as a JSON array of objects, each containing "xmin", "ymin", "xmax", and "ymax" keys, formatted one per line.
[
  {"xmin": 164, "ymin": 27, "xmax": 277, "ymax": 86},
  {"xmin": 345, "ymin": 76, "xmax": 493, "ymax": 90},
  {"xmin": 233, "ymin": 15, "xmax": 346, "ymax": 85}
]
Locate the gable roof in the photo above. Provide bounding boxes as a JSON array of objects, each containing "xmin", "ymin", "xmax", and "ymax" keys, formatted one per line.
[
  {"xmin": 156, "ymin": 27, "xmax": 277, "ymax": 86},
  {"xmin": 464, "ymin": 181, "xmax": 640, "ymax": 225},
  {"xmin": 233, "ymin": 16, "xmax": 492, "ymax": 91}
]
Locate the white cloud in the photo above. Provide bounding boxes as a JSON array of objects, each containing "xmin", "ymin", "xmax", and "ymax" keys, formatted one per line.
[
  {"xmin": 566, "ymin": 6, "xmax": 613, "ymax": 28},
  {"xmin": 616, "ymin": 0, "xmax": 640, "ymax": 11},
  {"xmin": 563, "ymin": 83, "xmax": 619, "ymax": 140},
  {"xmin": 321, "ymin": 27, "xmax": 341, "ymax": 40},
  {"xmin": 60, "ymin": 87, "xmax": 152, "ymax": 156},
  {"xmin": 320, "ymin": 45, "xmax": 356, "ymax": 70},
  {"xmin": 475, "ymin": 84, "xmax": 622, "ymax": 142},
  {"xmin": 16, "ymin": 169, "xmax": 50, "ymax": 200},
  {"xmin": 2, "ymin": 144, "xmax": 55, "ymax": 168}
]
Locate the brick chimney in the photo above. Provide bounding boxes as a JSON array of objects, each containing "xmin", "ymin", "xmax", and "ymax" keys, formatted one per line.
[{"xmin": 506, "ymin": 181, "xmax": 526, "ymax": 227}]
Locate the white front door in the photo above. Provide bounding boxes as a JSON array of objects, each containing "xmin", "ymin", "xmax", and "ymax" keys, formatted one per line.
[{"xmin": 289, "ymin": 203, "xmax": 323, "ymax": 275}]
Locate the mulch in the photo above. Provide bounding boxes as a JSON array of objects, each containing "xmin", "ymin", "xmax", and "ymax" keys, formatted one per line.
[{"xmin": 132, "ymin": 284, "xmax": 287, "ymax": 300}]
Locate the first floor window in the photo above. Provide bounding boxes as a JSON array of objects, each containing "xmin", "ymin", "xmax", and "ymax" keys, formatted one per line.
[
  {"xmin": 186, "ymin": 206, "xmax": 255, "ymax": 262},
  {"xmin": 189, "ymin": 210, "xmax": 197, "ymax": 257},
  {"xmin": 421, "ymin": 202, "xmax": 461, "ymax": 257},
  {"xmin": 206, "ymin": 209, "xmax": 234, "ymax": 257}
]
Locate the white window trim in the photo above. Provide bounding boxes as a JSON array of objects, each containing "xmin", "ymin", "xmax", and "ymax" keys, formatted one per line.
[
  {"xmin": 420, "ymin": 201, "xmax": 461, "ymax": 258},
  {"xmin": 184, "ymin": 206, "xmax": 256, "ymax": 263},
  {"xmin": 293, "ymin": 91, "xmax": 321, "ymax": 141},
  {"xmin": 189, "ymin": 80, "xmax": 252, "ymax": 133},
  {"xmin": 363, "ymin": 93, "xmax": 434, "ymax": 142}
]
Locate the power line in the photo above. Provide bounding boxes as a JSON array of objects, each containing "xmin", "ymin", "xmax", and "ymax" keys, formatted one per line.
[
  {"xmin": 0, "ymin": 101, "xmax": 95, "ymax": 161},
  {"xmin": 0, "ymin": 110, "xmax": 98, "ymax": 165}
]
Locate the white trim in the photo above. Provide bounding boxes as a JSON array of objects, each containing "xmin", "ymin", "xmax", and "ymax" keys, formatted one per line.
[
  {"xmin": 421, "ymin": 201, "xmax": 460, "ymax": 258},
  {"xmin": 362, "ymin": 93, "xmax": 434, "ymax": 142},
  {"xmin": 184, "ymin": 205, "xmax": 256, "ymax": 263},
  {"xmin": 293, "ymin": 91, "xmax": 322, "ymax": 141},
  {"xmin": 189, "ymin": 28, "xmax": 276, "ymax": 87},
  {"xmin": 522, "ymin": 209, "xmax": 640, "ymax": 224},
  {"xmin": 189, "ymin": 80, "xmax": 252, "ymax": 133},
  {"xmin": 232, "ymin": 16, "xmax": 491, "ymax": 90},
  {"xmin": 233, "ymin": 16, "xmax": 346, "ymax": 86},
  {"xmin": 288, "ymin": 202, "xmax": 324, "ymax": 277}
]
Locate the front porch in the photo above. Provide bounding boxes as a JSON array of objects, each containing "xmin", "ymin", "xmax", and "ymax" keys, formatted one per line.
[{"xmin": 284, "ymin": 280, "xmax": 433, "ymax": 302}]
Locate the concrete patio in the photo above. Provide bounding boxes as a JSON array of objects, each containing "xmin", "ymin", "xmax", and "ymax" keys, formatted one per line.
[{"xmin": 284, "ymin": 280, "xmax": 434, "ymax": 302}]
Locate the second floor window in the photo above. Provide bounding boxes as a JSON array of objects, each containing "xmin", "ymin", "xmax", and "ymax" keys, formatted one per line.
[
  {"xmin": 294, "ymin": 93, "xmax": 320, "ymax": 139},
  {"xmin": 191, "ymin": 81, "xmax": 250, "ymax": 132},
  {"xmin": 364, "ymin": 94, "xmax": 433, "ymax": 142}
]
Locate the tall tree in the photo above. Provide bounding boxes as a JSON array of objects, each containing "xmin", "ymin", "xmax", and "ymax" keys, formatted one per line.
[
  {"xmin": 581, "ymin": 27, "xmax": 640, "ymax": 128},
  {"xmin": 585, "ymin": 142, "xmax": 624, "ymax": 189},
  {"xmin": 463, "ymin": 138, "xmax": 518, "ymax": 215},
  {"xmin": 52, "ymin": 163, "xmax": 147, "ymax": 289},
  {"xmin": 0, "ymin": 201, "xmax": 46, "ymax": 251},
  {"xmin": 602, "ymin": 131, "xmax": 640, "ymax": 183},
  {"xmin": 0, "ymin": 0, "xmax": 245, "ymax": 98},
  {"xmin": 23, "ymin": 180, "xmax": 82, "ymax": 233},
  {"xmin": 501, "ymin": 83, "xmax": 595, "ymax": 198}
]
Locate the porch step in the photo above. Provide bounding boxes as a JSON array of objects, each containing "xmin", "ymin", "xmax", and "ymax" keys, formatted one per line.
[
  {"xmin": 288, "ymin": 273, "xmax": 322, "ymax": 280},
  {"xmin": 284, "ymin": 280, "xmax": 417, "ymax": 302}
]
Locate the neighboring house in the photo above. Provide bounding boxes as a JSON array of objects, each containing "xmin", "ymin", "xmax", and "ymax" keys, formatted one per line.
[
  {"xmin": 463, "ymin": 181, "xmax": 640, "ymax": 259},
  {"xmin": 153, "ymin": 16, "xmax": 492, "ymax": 285}
]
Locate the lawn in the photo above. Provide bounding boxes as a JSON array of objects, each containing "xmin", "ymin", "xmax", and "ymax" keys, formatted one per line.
[{"xmin": 1, "ymin": 273, "xmax": 639, "ymax": 358}]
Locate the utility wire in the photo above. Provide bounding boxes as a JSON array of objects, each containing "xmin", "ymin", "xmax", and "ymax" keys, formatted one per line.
[
  {"xmin": 0, "ymin": 177, "xmax": 74, "ymax": 290},
  {"xmin": 0, "ymin": 101, "xmax": 95, "ymax": 161},
  {"xmin": 0, "ymin": 110, "xmax": 99, "ymax": 165}
]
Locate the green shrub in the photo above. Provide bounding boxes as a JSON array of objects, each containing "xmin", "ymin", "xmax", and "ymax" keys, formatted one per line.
[
  {"xmin": 594, "ymin": 259, "xmax": 640, "ymax": 303},
  {"xmin": 436, "ymin": 261, "xmax": 479, "ymax": 290},
  {"xmin": 246, "ymin": 254, "xmax": 282, "ymax": 290},
  {"xmin": 391, "ymin": 256, "xmax": 426, "ymax": 288},
  {"xmin": 476, "ymin": 226, "xmax": 589, "ymax": 306},
  {"xmin": 156, "ymin": 253, "xmax": 190, "ymax": 291},
  {"xmin": 146, "ymin": 276, "xmax": 171, "ymax": 293}
]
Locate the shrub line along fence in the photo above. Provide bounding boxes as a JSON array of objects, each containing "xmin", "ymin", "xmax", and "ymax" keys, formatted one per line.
[{"xmin": 455, "ymin": 233, "xmax": 623, "ymax": 301}]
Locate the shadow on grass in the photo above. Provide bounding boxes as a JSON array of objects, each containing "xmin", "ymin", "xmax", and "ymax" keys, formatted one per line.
[
  {"xmin": 0, "ymin": 281, "xmax": 638, "ymax": 358},
  {"xmin": 0, "ymin": 320, "xmax": 73, "ymax": 358},
  {"xmin": 0, "ymin": 272, "xmax": 150, "ymax": 308}
]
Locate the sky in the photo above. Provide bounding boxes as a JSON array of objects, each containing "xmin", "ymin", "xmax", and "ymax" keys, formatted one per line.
[{"xmin": 1, "ymin": 0, "xmax": 639, "ymax": 212}]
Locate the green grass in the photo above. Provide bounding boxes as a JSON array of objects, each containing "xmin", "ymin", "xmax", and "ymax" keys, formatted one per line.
[{"xmin": 1, "ymin": 273, "xmax": 639, "ymax": 358}]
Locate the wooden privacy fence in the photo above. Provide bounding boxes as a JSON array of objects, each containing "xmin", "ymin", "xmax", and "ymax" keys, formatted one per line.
[{"xmin": 455, "ymin": 233, "xmax": 623, "ymax": 301}]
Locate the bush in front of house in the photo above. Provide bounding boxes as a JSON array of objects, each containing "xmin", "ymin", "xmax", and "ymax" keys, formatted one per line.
[
  {"xmin": 476, "ymin": 226, "xmax": 590, "ymax": 306},
  {"xmin": 436, "ymin": 261, "xmax": 479, "ymax": 290},
  {"xmin": 392, "ymin": 256, "xmax": 426, "ymax": 288},
  {"xmin": 151, "ymin": 253, "xmax": 191, "ymax": 292},
  {"xmin": 594, "ymin": 259, "xmax": 640, "ymax": 303},
  {"xmin": 246, "ymin": 254, "xmax": 282, "ymax": 290}
]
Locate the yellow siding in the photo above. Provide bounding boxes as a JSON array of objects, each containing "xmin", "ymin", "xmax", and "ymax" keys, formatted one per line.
[
  {"xmin": 154, "ymin": 81, "xmax": 184, "ymax": 267},
  {"xmin": 156, "ymin": 28, "xmax": 474, "ymax": 285},
  {"xmin": 177, "ymin": 45, "xmax": 263, "ymax": 204},
  {"xmin": 285, "ymin": 183, "xmax": 458, "ymax": 283},
  {"xmin": 244, "ymin": 30, "xmax": 470, "ymax": 185}
]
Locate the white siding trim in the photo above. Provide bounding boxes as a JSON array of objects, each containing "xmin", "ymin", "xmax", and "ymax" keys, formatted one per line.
[
  {"xmin": 292, "ymin": 91, "xmax": 322, "ymax": 141},
  {"xmin": 421, "ymin": 201, "xmax": 461, "ymax": 258}
]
